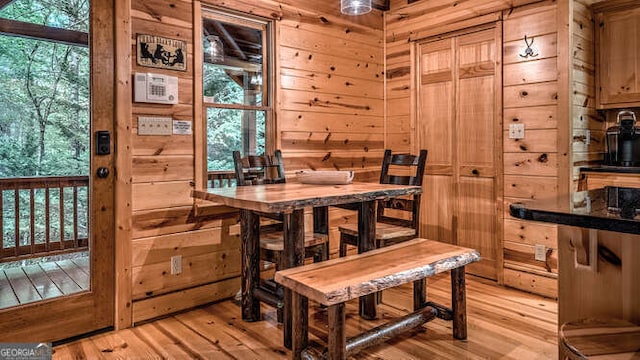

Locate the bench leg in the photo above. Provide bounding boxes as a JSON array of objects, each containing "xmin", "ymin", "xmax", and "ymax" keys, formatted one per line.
[
  {"xmin": 451, "ymin": 266, "xmax": 467, "ymax": 340},
  {"xmin": 328, "ymin": 303, "xmax": 347, "ymax": 360},
  {"xmin": 291, "ymin": 292, "xmax": 308, "ymax": 360}
]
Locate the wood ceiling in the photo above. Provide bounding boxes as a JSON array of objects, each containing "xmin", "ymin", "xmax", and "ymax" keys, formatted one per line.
[{"xmin": 0, "ymin": 1, "xmax": 392, "ymax": 13}]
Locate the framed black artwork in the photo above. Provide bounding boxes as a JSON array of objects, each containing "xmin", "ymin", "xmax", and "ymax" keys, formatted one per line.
[{"xmin": 136, "ymin": 34, "xmax": 187, "ymax": 71}]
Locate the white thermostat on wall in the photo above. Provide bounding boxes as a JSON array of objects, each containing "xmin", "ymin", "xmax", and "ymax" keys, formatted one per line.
[{"xmin": 134, "ymin": 72, "xmax": 178, "ymax": 104}]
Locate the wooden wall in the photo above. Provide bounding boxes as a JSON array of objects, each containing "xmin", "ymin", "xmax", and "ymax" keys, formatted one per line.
[
  {"xmin": 115, "ymin": 0, "xmax": 602, "ymax": 327},
  {"xmin": 386, "ymin": 0, "xmax": 565, "ymax": 298},
  {"xmin": 502, "ymin": 2, "xmax": 562, "ymax": 298},
  {"xmin": 116, "ymin": 0, "xmax": 384, "ymax": 328},
  {"xmin": 572, "ymin": 0, "xmax": 603, "ymax": 190}
]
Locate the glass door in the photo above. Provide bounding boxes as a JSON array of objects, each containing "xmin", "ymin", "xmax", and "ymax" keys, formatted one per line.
[{"xmin": 0, "ymin": 0, "xmax": 114, "ymax": 341}]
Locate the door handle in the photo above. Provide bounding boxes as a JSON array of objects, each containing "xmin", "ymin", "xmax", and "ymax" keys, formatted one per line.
[{"xmin": 97, "ymin": 167, "xmax": 110, "ymax": 178}]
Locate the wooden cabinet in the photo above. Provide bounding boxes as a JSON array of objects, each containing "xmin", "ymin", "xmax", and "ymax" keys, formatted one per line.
[
  {"xmin": 580, "ymin": 170, "xmax": 640, "ymax": 190},
  {"xmin": 594, "ymin": 0, "xmax": 640, "ymax": 109},
  {"xmin": 416, "ymin": 26, "xmax": 501, "ymax": 280}
]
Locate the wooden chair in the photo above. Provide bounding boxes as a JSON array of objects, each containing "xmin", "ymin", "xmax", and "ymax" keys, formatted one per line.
[
  {"xmin": 560, "ymin": 318, "xmax": 640, "ymax": 359},
  {"xmin": 232, "ymin": 150, "xmax": 329, "ymax": 321},
  {"xmin": 338, "ymin": 149, "xmax": 428, "ymax": 257}
]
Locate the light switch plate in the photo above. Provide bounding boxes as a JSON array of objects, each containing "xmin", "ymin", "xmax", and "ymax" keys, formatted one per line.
[
  {"xmin": 534, "ymin": 244, "xmax": 546, "ymax": 261},
  {"xmin": 138, "ymin": 116, "xmax": 172, "ymax": 135},
  {"xmin": 509, "ymin": 123, "xmax": 525, "ymax": 139}
]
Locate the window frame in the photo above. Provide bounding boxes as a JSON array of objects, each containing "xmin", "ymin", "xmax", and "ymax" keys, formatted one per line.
[{"xmin": 196, "ymin": 6, "xmax": 275, "ymax": 191}]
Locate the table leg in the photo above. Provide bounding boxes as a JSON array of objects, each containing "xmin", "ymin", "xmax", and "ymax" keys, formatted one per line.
[
  {"xmin": 358, "ymin": 200, "xmax": 377, "ymax": 320},
  {"xmin": 313, "ymin": 206, "xmax": 329, "ymax": 259},
  {"xmin": 240, "ymin": 209, "xmax": 260, "ymax": 322},
  {"xmin": 283, "ymin": 209, "xmax": 305, "ymax": 349},
  {"xmin": 313, "ymin": 206, "xmax": 329, "ymax": 234}
]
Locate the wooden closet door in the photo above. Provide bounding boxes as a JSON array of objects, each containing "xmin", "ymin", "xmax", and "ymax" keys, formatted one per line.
[
  {"xmin": 417, "ymin": 38, "xmax": 456, "ymax": 244},
  {"xmin": 417, "ymin": 26, "xmax": 500, "ymax": 280},
  {"xmin": 455, "ymin": 28, "xmax": 499, "ymax": 280}
]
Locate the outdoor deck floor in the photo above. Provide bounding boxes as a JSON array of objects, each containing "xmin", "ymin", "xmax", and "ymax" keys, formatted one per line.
[{"xmin": 0, "ymin": 256, "xmax": 89, "ymax": 309}]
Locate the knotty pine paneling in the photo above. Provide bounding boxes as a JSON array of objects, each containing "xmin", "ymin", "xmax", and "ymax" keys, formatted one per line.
[
  {"xmin": 278, "ymin": 18, "xmax": 384, "ymax": 177},
  {"xmin": 280, "ymin": 68, "xmax": 383, "ymax": 99},
  {"xmin": 504, "ymin": 175, "xmax": 558, "ymax": 200},
  {"xmin": 501, "ymin": 2, "xmax": 559, "ymax": 297},
  {"xmin": 120, "ymin": 0, "xmax": 385, "ymax": 325},
  {"xmin": 131, "ymin": 156, "xmax": 194, "ymax": 183},
  {"xmin": 132, "ymin": 248, "xmax": 241, "ymax": 300},
  {"xmin": 131, "ymin": 228, "xmax": 225, "ymax": 267},
  {"xmin": 277, "ymin": 110, "xmax": 383, "ymax": 133},
  {"xmin": 504, "ymin": 218, "xmax": 558, "ymax": 248},
  {"xmin": 572, "ymin": 0, "xmax": 602, "ymax": 191},
  {"xmin": 132, "ymin": 277, "xmax": 240, "ymax": 324},
  {"xmin": 503, "ymin": 106, "xmax": 558, "ymax": 130},
  {"xmin": 132, "ymin": 181, "xmax": 193, "ymax": 211},
  {"xmin": 503, "ymin": 129, "xmax": 558, "ymax": 153}
]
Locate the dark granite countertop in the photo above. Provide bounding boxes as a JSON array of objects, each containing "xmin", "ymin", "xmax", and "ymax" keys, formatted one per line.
[
  {"xmin": 580, "ymin": 166, "xmax": 640, "ymax": 174},
  {"xmin": 509, "ymin": 187, "xmax": 640, "ymax": 235}
]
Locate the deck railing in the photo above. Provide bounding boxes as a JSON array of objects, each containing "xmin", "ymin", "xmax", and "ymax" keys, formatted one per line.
[
  {"xmin": 208, "ymin": 170, "xmax": 236, "ymax": 188},
  {"xmin": 0, "ymin": 176, "xmax": 89, "ymax": 262}
]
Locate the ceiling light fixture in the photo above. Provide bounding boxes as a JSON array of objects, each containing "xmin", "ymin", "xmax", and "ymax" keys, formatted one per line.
[{"xmin": 341, "ymin": 0, "xmax": 372, "ymax": 15}]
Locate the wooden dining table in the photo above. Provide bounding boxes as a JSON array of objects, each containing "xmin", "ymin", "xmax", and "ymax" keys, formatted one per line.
[{"xmin": 191, "ymin": 181, "xmax": 422, "ymax": 348}]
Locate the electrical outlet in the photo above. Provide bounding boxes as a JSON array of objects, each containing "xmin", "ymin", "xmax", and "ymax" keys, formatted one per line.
[
  {"xmin": 585, "ymin": 129, "xmax": 591, "ymax": 145},
  {"xmin": 171, "ymin": 255, "xmax": 182, "ymax": 275},
  {"xmin": 509, "ymin": 123, "xmax": 525, "ymax": 139},
  {"xmin": 534, "ymin": 244, "xmax": 546, "ymax": 262}
]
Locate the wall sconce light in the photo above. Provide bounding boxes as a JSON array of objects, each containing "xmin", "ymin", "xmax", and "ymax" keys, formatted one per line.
[
  {"xmin": 205, "ymin": 35, "xmax": 224, "ymax": 63},
  {"xmin": 341, "ymin": 0, "xmax": 372, "ymax": 15}
]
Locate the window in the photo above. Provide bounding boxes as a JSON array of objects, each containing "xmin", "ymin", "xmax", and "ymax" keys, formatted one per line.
[
  {"xmin": 202, "ymin": 9, "xmax": 272, "ymax": 174},
  {"xmin": 0, "ymin": 0, "xmax": 89, "ymax": 177}
]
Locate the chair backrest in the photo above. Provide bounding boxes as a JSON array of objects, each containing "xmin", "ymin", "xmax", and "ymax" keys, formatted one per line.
[
  {"xmin": 233, "ymin": 150, "xmax": 286, "ymax": 186},
  {"xmin": 377, "ymin": 149, "xmax": 428, "ymax": 231}
]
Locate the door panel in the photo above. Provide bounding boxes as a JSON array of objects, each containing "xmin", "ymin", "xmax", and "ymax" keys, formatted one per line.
[
  {"xmin": 419, "ymin": 38, "xmax": 454, "ymax": 175},
  {"xmin": 458, "ymin": 176, "xmax": 497, "ymax": 279},
  {"xmin": 420, "ymin": 174, "xmax": 455, "ymax": 243},
  {"xmin": 417, "ymin": 26, "xmax": 500, "ymax": 280},
  {"xmin": 0, "ymin": 0, "xmax": 115, "ymax": 341}
]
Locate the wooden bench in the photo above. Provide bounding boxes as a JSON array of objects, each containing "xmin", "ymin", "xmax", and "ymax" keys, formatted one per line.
[{"xmin": 274, "ymin": 238, "xmax": 481, "ymax": 360}]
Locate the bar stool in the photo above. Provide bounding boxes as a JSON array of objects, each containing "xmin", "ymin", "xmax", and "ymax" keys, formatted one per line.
[{"xmin": 560, "ymin": 318, "xmax": 640, "ymax": 359}]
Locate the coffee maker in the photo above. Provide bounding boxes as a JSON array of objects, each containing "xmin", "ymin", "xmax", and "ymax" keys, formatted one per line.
[{"xmin": 605, "ymin": 110, "xmax": 640, "ymax": 167}]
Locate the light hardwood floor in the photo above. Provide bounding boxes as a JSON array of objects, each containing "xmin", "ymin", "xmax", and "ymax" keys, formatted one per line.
[{"xmin": 53, "ymin": 274, "xmax": 558, "ymax": 359}]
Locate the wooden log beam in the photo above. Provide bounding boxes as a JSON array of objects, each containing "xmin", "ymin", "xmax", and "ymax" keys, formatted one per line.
[
  {"xmin": 301, "ymin": 305, "xmax": 438, "ymax": 359},
  {"xmin": 211, "ymin": 20, "xmax": 248, "ymax": 61},
  {"xmin": 347, "ymin": 306, "xmax": 437, "ymax": 356},
  {"xmin": 0, "ymin": 18, "xmax": 88, "ymax": 46}
]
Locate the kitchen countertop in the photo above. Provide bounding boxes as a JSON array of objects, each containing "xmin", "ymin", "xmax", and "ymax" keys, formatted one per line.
[
  {"xmin": 509, "ymin": 186, "xmax": 640, "ymax": 235},
  {"xmin": 580, "ymin": 166, "xmax": 640, "ymax": 174}
]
